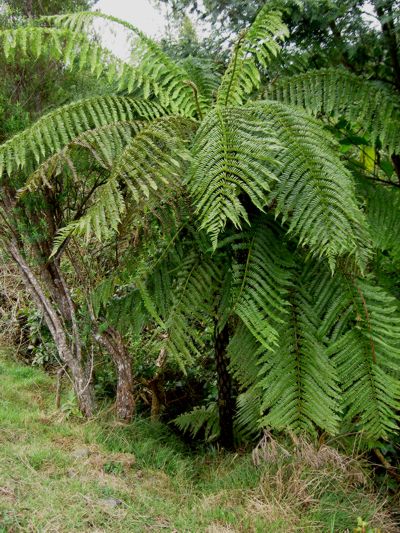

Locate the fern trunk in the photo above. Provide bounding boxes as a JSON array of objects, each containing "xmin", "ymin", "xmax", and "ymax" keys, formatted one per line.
[{"xmin": 215, "ymin": 323, "xmax": 234, "ymax": 449}]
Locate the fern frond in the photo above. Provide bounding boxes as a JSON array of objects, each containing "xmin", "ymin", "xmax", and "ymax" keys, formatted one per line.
[
  {"xmin": 20, "ymin": 120, "xmax": 145, "ymax": 194},
  {"xmin": 174, "ymin": 403, "xmax": 219, "ymax": 440},
  {"xmin": 163, "ymin": 254, "xmax": 219, "ymax": 370},
  {"xmin": 232, "ymin": 220, "xmax": 294, "ymax": 349},
  {"xmin": 235, "ymin": 387, "xmax": 262, "ymax": 440},
  {"xmin": 180, "ymin": 56, "xmax": 220, "ymax": 107},
  {"xmin": 217, "ymin": 9, "xmax": 288, "ymax": 106},
  {"xmin": 189, "ymin": 107, "xmax": 282, "ymax": 246},
  {"xmin": 359, "ymin": 180, "xmax": 400, "ymax": 254},
  {"xmin": 0, "ymin": 95, "xmax": 165, "ymax": 178},
  {"xmin": 228, "ymin": 321, "xmax": 261, "ymax": 389},
  {"xmin": 259, "ymin": 265, "xmax": 341, "ymax": 435},
  {"xmin": 52, "ymin": 177, "xmax": 124, "ymax": 249},
  {"xmin": 255, "ymin": 101, "xmax": 370, "ymax": 270},
  {"xmin": 53, "ymin": 116, "xmax": 193, "ymax": 248},
  {"xmin": 328, "ymin": 277, "xmax": 400, "ymax": 439},
  {"xmin": 268, "ymin": 68, "xmax": 400, "ymax": 154},
  {"xmin": 43, "ymin": 11, "xmax": 209, "ymax": 117},
  {"xmin": 113, "ymin": 116, "xmax": 194, "ymax": 206}
]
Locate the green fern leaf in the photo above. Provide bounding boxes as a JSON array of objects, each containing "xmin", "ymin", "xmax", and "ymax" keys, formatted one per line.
[
  {"xmin": 232, "ymin": 220, "xmax": 294, "ymax": 349},
  {"xmin": 328, "ymin": 277, "xmax": 400, "ymax": 439},
  {"xmin": 217, "ymin": 8, "xmax": 288, "ymax": 106},
  {"xmin": 0, "ymin": 96, "xmax": 165, "ymax": 178},
  {"xmin": 268, "ymin": 68, "xmax": 400, "ymax": 155},
  {"xmin": 259, "ymin": 264, "xmax": 341, "ymax": 435},
  {"xmin": 189, "ymin": 107, "xmax": 282, "ymax": 246}
]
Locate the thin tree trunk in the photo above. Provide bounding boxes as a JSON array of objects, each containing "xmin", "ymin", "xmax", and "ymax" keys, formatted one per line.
[
  {"xmin": 214, "ymin": 322, "xmax": 234, "ymax": 450},
  {"xmin": 94, "ymin": 326, "xmax": 135, "ymax": 421},
  {"xmin": 7, "ymin": 239, "xmax": 95, "ymax": 416}
]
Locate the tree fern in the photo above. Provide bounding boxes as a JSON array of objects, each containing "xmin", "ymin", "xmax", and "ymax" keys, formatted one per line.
[{"xmin": 267, "ymin": 68, "xmax": 400, "ymax": 155}]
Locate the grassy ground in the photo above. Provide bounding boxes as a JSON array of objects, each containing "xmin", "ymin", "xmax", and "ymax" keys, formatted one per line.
[{"xmin": 0, "ymin": 352, "xmax": 397, "ymax": 532}]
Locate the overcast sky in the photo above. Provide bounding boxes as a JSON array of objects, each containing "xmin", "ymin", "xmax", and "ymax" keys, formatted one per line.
[
  {"xmin": 96, "ymin": 0, "xmax": 167, "ymax": 36},
  {"xmin": 95, "ymin": 0, "xmax": 169, "ymax": 57}
]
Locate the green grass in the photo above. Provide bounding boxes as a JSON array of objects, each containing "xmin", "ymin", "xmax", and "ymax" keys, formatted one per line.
[{"xmin": 0, "ymin": 352, "xmax": 397, "ymax": 532}]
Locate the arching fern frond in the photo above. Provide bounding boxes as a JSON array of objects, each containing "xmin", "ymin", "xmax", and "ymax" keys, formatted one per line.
[
  {"xmin": 190, "ymin": 101, "xmax": 369, "ymax": 268},
  {"xmin": 0, "ymin": 95, "xmax": 165, "ymax": 178},
  {"xmin": 180, "ymin": 56, "xmax": 220, "ymax": 108},
  {"xmin": 0, "ymin": 26, "xmax": 92, "ymax": 63},
  {"xmin": 174, "ymin": 403, "xmax": 219, "ymax": 441},
  {"xmin": 42, "ymin": 11, "xmax": 210, "ymax": 117},
  {"xmin": 267, "ymin": 68, "xmax": 400, "ymax": 155},
  {"xmin": 228, "ymin": 320, "xmax": 261, "ymax": 389},
  {"xmin": 20, "ymin": 120, "xmax": 145, "ymax": 194},
  {"xmin": 53, "ymin": 177, "xmax": 124, "ymax": 248},
  {"xmin": 113, "ymin": 116, "xmax": 194, "ymax": 206},
  {"xmin": 51, "ymin": 116, "xmax": 193, "ymax": 249},
  {"xmin": 255, "ymin": 101, "xmax": 370, "ymax": 270},
  {"xmin": 235, "ymin": 387, "xmax": 262, "ymax": 440},
  {"xmin": 217, "ymin": 8, "xmax": 288, "ymax": 106},
  {"xmin": 359, "ymin": 180, "xmax": 400, "ymax": 255},
  {"xmin": 328, "ymin": 276, "xmax": 400, "ymax": 439},
  {"xmin": 163, "ymin": 254, "xmax": 220, "ymax": 370}
]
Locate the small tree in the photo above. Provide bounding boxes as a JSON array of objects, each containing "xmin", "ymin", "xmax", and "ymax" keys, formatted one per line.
[{"xmin": 1, "ymin": 7, "xmax": 400, "ymax": 444}]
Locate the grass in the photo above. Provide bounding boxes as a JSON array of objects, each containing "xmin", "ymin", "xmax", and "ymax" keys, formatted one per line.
[{"xmin": 0, "ymin": 351, "xmax": 397, "ymax": 532}]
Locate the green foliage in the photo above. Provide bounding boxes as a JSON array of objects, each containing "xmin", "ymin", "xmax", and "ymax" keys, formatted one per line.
[
  {"xmin": 189, "ymin": 106, "xmax": 281, "ymax": 245},
  {"xmin": 41, "ymin": 11, "xmax": 213, "ymax": 117},
  {"xmin": 232, "ymin": 221, "xmax": 294, "ymax": 350},
  {"xmin": 259, "ymin": 263, "xmax": 342, "ymax": 435},
  {"xmin": 0, "ymin": 95, "xmax": 164, "ymax": 178},
  {"xmin": 268, "ymin": 68, "xmax": 400, "ymax": 155},
  {"xmin": 217, "ymin": 8, "xmax": 288, "ymax": 106},
  {"xmin": 190, "ymin": 101, "xmax": 369, "ymax": 269},
  {"xmin": 52, "ymin": 115, "xmax": 193, "ymax": 247},
  {"xmin": 1, "ymin": 2, "xmax": 400, "ymax": 446},
  {"xmin": 360, "ymin": 180, "xmax": 400, "ymax": 255},
  {"xmin": 329, "ymin": 277, "xmax": 400, "ymax": 439},
  {"xmin": 174, "ymin": 403, "xmax": 219, "ymax": 440}
]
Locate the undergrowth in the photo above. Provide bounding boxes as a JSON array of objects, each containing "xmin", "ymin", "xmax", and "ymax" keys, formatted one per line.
[{"xmin": 0, "ymin": 350, "xmax": 397, "ymax": 532}]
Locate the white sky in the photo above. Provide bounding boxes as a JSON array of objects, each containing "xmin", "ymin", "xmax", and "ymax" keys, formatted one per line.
[
  {"xmin": 96, "ymin": 0, "xmax": 167, "ymax": 37},
  {"xmin": 95, "ymin": 0, "xmax": 169, "ymax": 58}
]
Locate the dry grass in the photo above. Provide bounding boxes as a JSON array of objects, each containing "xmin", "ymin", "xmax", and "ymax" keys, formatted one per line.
[{"xmin": 248, "ymin": 432, "xmax": 397, "ymax": 532}]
